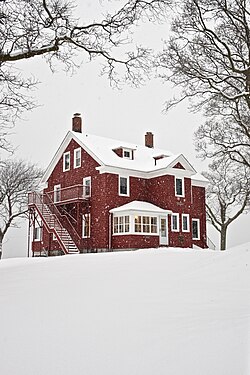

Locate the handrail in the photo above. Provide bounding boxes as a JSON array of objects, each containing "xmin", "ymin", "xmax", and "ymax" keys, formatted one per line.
[
  {"xmin": 29, "ymin": 192, "xmax": 78, "ymax": 254},
  {"xmin": 45, "ymin": 184, "xmax": 90, "ymax": 204},
  {"xmin": 43, "ymin": 191, "xmax": 82, "ymax": 248}
]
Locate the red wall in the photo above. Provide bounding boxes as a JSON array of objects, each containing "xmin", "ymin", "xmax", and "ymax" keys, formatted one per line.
[{"xmin": 36, "ymin": 138, "xmax": 207, "ymax": 253}]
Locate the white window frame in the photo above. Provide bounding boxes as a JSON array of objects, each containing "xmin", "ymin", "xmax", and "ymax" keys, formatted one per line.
[
  {"xmin": 82, "ymin": 213, "xmax": 91, "ymax": 238},
  {"xmin": 175, "ymin": 177, "xmax": 185, "ymax": 197},
  {"xmin": 192, "ymin": 218, "xmax": 200, "ymax": 240},
  {"xmin": 54, "ymin": 184, "xmax": 61, "ymax": 203},
  {"xmin": 83, "ymin": 177, "xmax": 91, "ymax": 198},
  {"xmin": 34, "ymin": 225, "xmax": 42, "ymax": 241},
  {"xmin": 112, "ymin": 214, "xmax": 158, "ymax": 235},
  {"xmin": 123, "ymin": 148, "xmax": 132, "ymax": 159},
  {"xmin": 171, "ymin": 213, "xmax": 179, "ymax": 232},
  {"xmin": 74, "ymin": 148, "xmax": 81, "ymax": 168},
  {"xmin": 113, "ymin": 215, "xmax": 130, "ymax": 234},
  {"xmin": 63, "ymin": 151, "xmax": 70, "ymax": 172},
  {"xmin": 182, "ymin": 214, "xmax": 190, "ymax": 232},
  {"xmin": 119, "ymin": 175, "xmax": 129, "ymax": 196}
]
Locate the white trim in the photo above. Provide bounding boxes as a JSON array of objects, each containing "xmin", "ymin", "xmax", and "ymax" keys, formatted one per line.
[
  {"xmin": 82, "ymin": 213, "xmax": 91, "ymax": 238},
  {"xmin": 171, "ymin": 213, "xmax": 179, "ymax": 232},
  {"xmin": 63, "ymin": 151, "xmax": 70, "ymax": 172},
  {"xmin": 182, "ymin": 214, "xmax": 190, "ymax": 232},
  {"xmin": 175, "ymin": 177, "xmax": 185, "ymax": 197},
  {"xmin": 41, "ymin": 132, "xmax": 104, "ymax": 184},
  {"xmin": 119, "ymin": 175, "xmax": 130, "ymax": 196},
  {"xmin": 83, "ymin": 176, "xmax": 91, "ymax": 198},
  {"xmin": 74, "ymin": 147, "xmax": 81, "ymax": 168},
  {"xmin": 96, "ymin": 164, "xmax": 195, "ymax": 179},
  {"xmin": 112, "ymin": 213, "xmax": 159, "ymax": 236},
  {"xmin": 123, "ymin": 148, "xmax": 133, "ymax": 159},
  {"xmin": 192, "ymin": 218, "xmax": 200, "ymax": 240},
  {"xmin": 34, "ymin": 226, "xmax": 42, "ymax": 242},
  {"xmin": 40, "ymin": 132, "xmax": 198, "ymax": 184},
  {"xmin": 54, "ymin": 184, "xmax": 61, "ymax": 203}
]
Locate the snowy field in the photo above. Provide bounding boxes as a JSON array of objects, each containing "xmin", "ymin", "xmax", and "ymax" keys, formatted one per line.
[{"xmin": 0, "ymin": 245, "xmax": 249, "ymax": 375}]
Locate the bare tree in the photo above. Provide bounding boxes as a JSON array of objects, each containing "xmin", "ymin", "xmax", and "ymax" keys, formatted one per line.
[
  {"xmin": 0, "ymin": 0, "xmax": 170, "ymax": 148},
  {"xmin": 157, "ymin": 0, "xmax": 250, "ymax": 167},
  {"xmin": 0, "ymin": 159, "xmax": 43, "ymax": 258},
  {"xmin": 195, "ymin": 111, "xmax": 250, "ymax": 169},
  {"xmin": 203, "ymin": 158, "xmax": 250, "ymax": 250}
]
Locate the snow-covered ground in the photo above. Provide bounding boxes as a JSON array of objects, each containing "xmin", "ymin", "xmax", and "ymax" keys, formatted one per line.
[{"xmin": 0, "ymin": 245, "xmax": 249, "ymax": 375}]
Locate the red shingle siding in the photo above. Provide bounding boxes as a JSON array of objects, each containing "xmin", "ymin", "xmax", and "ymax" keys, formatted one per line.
[{"xmin": 30, "ymin": 137, "xmax": 207, "ymax": 254}]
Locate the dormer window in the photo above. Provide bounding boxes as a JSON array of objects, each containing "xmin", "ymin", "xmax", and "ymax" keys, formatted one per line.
[
  {"xmin": 123, "ymin": 149, "xmax": 132, "ymax": 159},
  {"xmin": 113, "ymin": 147, "xmax": 134, "ymax": 159}
]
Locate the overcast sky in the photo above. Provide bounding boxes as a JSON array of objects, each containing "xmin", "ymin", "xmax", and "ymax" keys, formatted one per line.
[{"xmin": 2, "ymin": 1, "xmax": 249, "ymax": 257}]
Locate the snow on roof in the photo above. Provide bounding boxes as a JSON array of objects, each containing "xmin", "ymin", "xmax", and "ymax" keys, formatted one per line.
[
  {"xmin": 110, "ymin": 200, "xmax": 172, "ymax": 214},
  {"xmin": 72, "ymin": 131, "xmax": 194, "ymax": 173}
]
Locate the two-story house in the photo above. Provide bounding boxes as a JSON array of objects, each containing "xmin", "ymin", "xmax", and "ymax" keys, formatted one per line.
[{"xmin": 28, "ymin": 113, "xmax": 208, "ymax": 256}]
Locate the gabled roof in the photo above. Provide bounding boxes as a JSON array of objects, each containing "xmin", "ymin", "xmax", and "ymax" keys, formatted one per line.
[{"xmin": 41, "ymin": 131, "xmax": 197, "ymax": 183}]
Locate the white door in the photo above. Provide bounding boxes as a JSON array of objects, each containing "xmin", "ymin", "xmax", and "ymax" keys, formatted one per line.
[{"xmin": 160, "ymin": 216, "xmax": 168, "ymax": 245}]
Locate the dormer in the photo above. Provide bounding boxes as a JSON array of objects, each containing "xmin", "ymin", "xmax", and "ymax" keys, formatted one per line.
[
  {"xmin": 113, "ymin": 147, "xmax": 135, "ymax": 160},
  {"xmin": 153, "ymin": 154, "xmax": 169, "ymax": 166}
]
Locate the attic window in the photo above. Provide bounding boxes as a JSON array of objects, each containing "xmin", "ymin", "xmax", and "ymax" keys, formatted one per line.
[
  {"xmin": 113, "ymin": 147, "xmax": 134, "ymax": 159},
  {"xmin": 123, "ymin": 149, "xmax": 132, "ymax": 159}
]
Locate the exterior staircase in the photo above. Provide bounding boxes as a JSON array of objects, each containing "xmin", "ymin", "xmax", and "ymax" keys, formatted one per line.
[{"xmin": 28, "ymin": 192, "xmax": 79, "ymax": 254}]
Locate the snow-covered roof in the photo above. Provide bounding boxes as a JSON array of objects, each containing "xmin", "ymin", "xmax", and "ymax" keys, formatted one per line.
[
  {"xmin": 75, "ymin": 132, "xmax": 179, "ymax": 172},
  {"xmin": 41, "ymin": 130, "xmax": 200, "ymax": 183},
  {"xmin": 109, "ymin": 201, "xmax": 172, "ymax": 215}
]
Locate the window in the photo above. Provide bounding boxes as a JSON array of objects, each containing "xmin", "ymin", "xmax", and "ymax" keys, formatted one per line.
[
  {"xmin": 113, "ymin": 215, "xmax": 130, "ymax": 234},
  {"xmin": 34, "ymin": 226, "xmax": 42, "ymax": 241},
  {"xmin": 123, "ymin": 149, "xmax": 132, "ymax": 159},
  {"xmin": 63, "ymin": 151, "xmax": 70, "ymax": 171},
  {"xmin": 52, "ymin": 233, "xmax": 57, "ymax": 241},
  {"xmin": 119, "ymin": 176, "xmax": 129, "ymax": 196},
  {"xmin": 54, "ymin": 184, "xmax": 61, "ymax": 203},
  {"xmin": 83, "ymin": 177, "xmax": 91, "ymax": 198},
  {"xmin": 74, "ymin": 148, "xmax": 81, "ymax": 168},
  {"xmin": 134, "ymin": 215, "xmax": 158, "ymax": 234},
  {"xmin": 192, "ymin": 219, "xmax": 200, "ymax": 240},
  {"xmin": 82, "ymin": 214, "xmax": 90, "ymax": 238},
  {"xmin": 175, "ymin": 177, "xmax": 184, "ymax": 197},
  {"xmin": 182, "ymin": 214, "xmax": 190, "ymax": 232},
  {"xmin": 171, "ymin": 213, "xmax": 179, "ymax": 232}
]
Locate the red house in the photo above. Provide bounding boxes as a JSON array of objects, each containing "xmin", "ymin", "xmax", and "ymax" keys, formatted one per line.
[{"xmin": 28, "ymin": 113, "xmax": 208, "ymax": 256}]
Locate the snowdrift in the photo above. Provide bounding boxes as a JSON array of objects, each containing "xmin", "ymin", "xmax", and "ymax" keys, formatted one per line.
[{"xmin": 0, "ymin": 245, "xmax": 249, "ymax": 375}]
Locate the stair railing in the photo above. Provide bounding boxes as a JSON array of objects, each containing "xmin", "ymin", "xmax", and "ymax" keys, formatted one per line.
[
  {"xmin": 43, "ymin": 192, "xmax": 82, "ymax": 249},
  {"xmin": 29, "ymin": 192, "xmax": 77, "ymax": 254}
]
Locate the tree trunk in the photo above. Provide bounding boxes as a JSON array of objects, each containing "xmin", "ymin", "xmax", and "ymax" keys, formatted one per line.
[
  {"xmin": 220, "ymin": 225, "xmax": 228, "ymax": 251},
  {"xmin": 0, "ymin": 238, "xmax": 2, "ymax": 259}
]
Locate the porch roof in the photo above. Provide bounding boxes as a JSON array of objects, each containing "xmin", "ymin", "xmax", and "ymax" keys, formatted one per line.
[{"xmin": 109, "ymin": 201, "xmax": 172, "ymax": 215}]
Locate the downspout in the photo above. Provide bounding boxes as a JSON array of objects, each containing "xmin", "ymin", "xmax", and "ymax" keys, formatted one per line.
[{"xmin": 109, "ymin": 213, "xmax": 112, "ymax": 251}]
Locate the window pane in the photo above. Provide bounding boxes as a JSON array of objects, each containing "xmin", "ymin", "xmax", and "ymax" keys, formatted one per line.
[
  {"xmin": 119, "ymin": 216, "xmax": 124, "ymax": 232},
  {"xmin": 125, "ymin": 216, "xmax": 130, "ymax": 232},
  {"xmin": 120, "ymin": 177, "xmax": 127, "ymax": 195},
  {"xmin": 114, "ymin": 217, "xmax": 118, "ymax": 233},
  {"xmin": 183, "ymin": 216, "xmax": 188, "ymax": 231},
  {"xmin": 143, "ymin": 216, "xmax": 150, "ymax": 233},
  {"xmin": 192, "ymin": 220, "xmax": 199, "ymax": 239},
  {"xmin": 64, "ymin": 153, "xmax": 70, "ymax": 170},
  {"xmin": 176, "ymin": 178, "xmax": 183, "ymax": 196},
  {"xmin": 135, "ymin": 216, "xmax": 141, "ymax": 232},
  {"xmin": 151, "ymin": 217, "xmax": 157, "ymax": 233}
]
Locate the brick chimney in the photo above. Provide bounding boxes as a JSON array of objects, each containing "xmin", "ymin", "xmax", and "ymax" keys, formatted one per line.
[
  {"xmin": 145, "ymin": 132, "xmax": 154, "ymax": 148},
  {"xmin": 72, "ymin": 113, "xmax": 82, "ymax": 133}
]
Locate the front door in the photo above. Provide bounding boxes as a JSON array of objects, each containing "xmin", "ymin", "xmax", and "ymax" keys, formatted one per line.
[{"xmin": 160, "ymin": 217, "xmax": 168, "ymax": 245}]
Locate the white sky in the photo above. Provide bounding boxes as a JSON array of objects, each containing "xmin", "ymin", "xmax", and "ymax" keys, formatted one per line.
[{"xmin": 2, "ymin": 0, "xmax": 249, "ymax": 258}]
